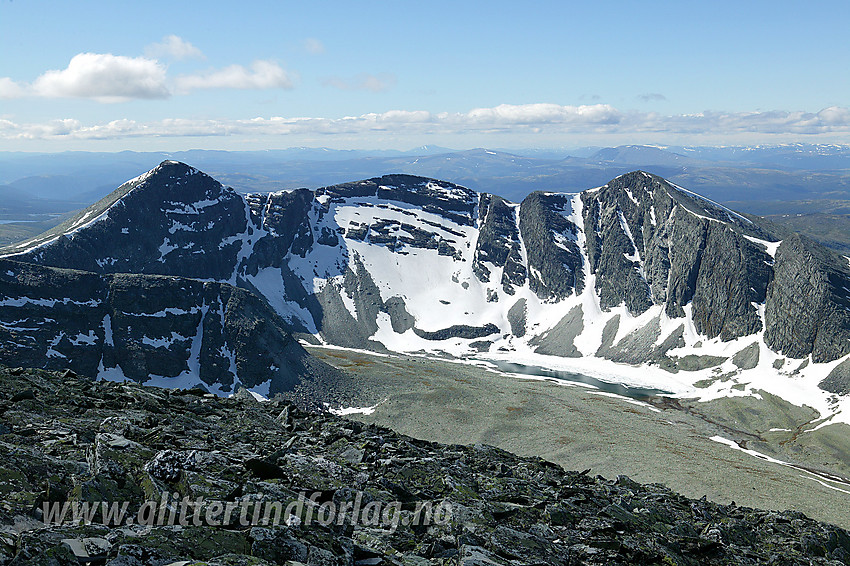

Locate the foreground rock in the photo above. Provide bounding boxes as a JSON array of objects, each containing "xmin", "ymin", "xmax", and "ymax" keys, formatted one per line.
[{"xmin": 1, "ymin": 367, "xmax": 850, "ymax": 565}]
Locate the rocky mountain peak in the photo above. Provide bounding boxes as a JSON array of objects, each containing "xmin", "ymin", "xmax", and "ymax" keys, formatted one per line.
[
  {"xmin": 120, "ymin": 159, "xmax": 234, "ymax": 210},
  {"xmin": 4, "ymin": 160, "xmax": 249, "ymax": 281},
  {"xmin": 5, "ymin": 163, "xmax": 850, "ymax": 408}
]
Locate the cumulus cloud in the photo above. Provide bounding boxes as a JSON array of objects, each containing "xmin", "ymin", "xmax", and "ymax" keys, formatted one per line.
[
  {"xmin": 817, "ymin": 106, "xmax": 850, "ymax": 126},
  {"xmin": 144, "ymin": 35, "xmax": 205, "ymax": 60},
  {"xmin": 175, "ymin": 60, "xmax": 293, "ymax": 93},
  {"xmin": 0, "ymin": 54, "xmax": 172, "ymax": 102},
  {"xmin": 16, "ymin": 53, "xmax": 170, "ymax": 102},
  {"xmin": 304, "ymin": 38, "xmax": 325, "ymax": 55},
  {"xmin": 0, "ymin": 77, "xmax": 27, "ymax": 99},
  {"xmin": 322, "ymin": 73, "xmax": 396, "ymax": 92},
  {"xmin": 3, "ymin": 104, "xmax": 850, "ymax": 142},
  {"xmin": 0, "ymin": 52, "xmax": 293, "ymax": 102},
  {"xmin": 31, "ymin": 53, "xmax": 170, "ymax": 102}
]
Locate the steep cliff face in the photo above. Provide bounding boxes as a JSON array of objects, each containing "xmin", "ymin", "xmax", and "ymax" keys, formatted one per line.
[
  {"xmin": 473, "ymin": 194, "xmax": 526, "ymax": 295},
  {"xmin": 765, "ymin": 234, "xmax": 850, "ymax": 363},
  {"xmin": 581, "ymin": 171, "xmax": 775, "ymax": 341},
  {"xmin": 0, "ymin": 259, "xmax": 345, "ymax": 398},
  {"xmin": 518, "ymin": 191, "xmax": 584, "ymax": 301},
  {"xmin": 5, "ymin": 162, "xmax": 850, "ymax": 399}
]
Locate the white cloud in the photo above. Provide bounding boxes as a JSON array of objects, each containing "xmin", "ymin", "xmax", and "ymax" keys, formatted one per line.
[
  {"xmin": 144, "ymin": 35, "xmax": 205, "ymax": 60},
  {"xmin": 175, "ymin": 60, "xmax": 293, "ymax": 93},
  {"xmin": 463, "ymin": 103, "xmax": 621, "ymax": 126},
  {"xmin": 0, "ymin": 52, "xmax": 293, "ymax": 102},
  {"xmin": 3, "ymin": 118, "xmax": 83, "ymax": 139},
  {"xmin": 304, "ymin": 38, "xmax": 325, "ymax": 55},
  {"xmin": 817, "ymin": 106, "xmax": 850, "ymax": 126},
  {"xmin": 2, "ymin": 104, "xmax": 850, "ymax": 143},
  {"xmin": 30, "ymin": 53, "xmax": 170, "ymax": 102},
  {"xmin": 322, "ymin": 73, "xmax": 396, "ymax": 92},
  {"xmin": 370, "ymin": 110, "xmax": 432, "ymax": 123},
  {"xmin": 0, "ymin": 77, "xmax": 27, "ymax": 99}
]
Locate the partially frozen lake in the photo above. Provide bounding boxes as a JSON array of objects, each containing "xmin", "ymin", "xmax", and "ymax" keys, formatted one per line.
[{"xmin": 489, "ymin": 360, "xmax": 671, "ymax": 400}]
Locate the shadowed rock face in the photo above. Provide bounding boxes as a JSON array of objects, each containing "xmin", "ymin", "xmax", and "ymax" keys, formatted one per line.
[
  {"xmin": 2, "ymin": 366, "xmax": 850, "ymax": 565},
  {"xmin": 5, "ymin": 162, "xmax": 850, "ymax": 387},
  {"xmin": 0, "ymin": 259, "xmax": 346, "ymax": 398},
  {"xmin": 518, "ymin": 192, "xmax": 584, "ymax": 300},
  {"xmin": 473, "ymin": 194, "xmax": 526, "ymax": 295},
  {"xmin": 765, "ymin": 234, "xmax": 850, "ymax": 363},
  {"xmin": 581, "ymin": 171, "xmax": 774, "ymax": 340},
  {"xmin": 246, "ymin": 188, "xmax": 316, "ymax": 269},
  {"xmin": 10, "ymin": 161, "xmax": 249, "ymax": 281}
]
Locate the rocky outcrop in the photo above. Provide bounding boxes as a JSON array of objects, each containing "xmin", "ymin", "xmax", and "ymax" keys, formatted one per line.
[
  {"xmin": 413, "ymin": 323, "xmax": 500, "ymax": 341},
  {"xmin": 2, "ymin": 367, "xmax": 850, "ymax": 565},
  {"xmin": 765, "ymin": 234, "xmax": 850, "ymax": 363},
  {"xmin": 518, "ymin": 192, "xmax": 584, "ymax": 300},
  {"xmin": 316, "ymin": 174, "xmax": 478, "ymax": 227},
  {"xmin": 0, "ymin": 259, "xmax": 346, "ymax": 397}
]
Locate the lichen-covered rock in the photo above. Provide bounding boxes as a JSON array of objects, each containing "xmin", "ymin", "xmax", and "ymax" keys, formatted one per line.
[
  {"xmin": 1, "ymin": 367, "xmax": 849, "ymax": 565},
  {"xmin": 820, "ymin": 358, "xmax": 850, "ymax": 395},
  {"xmin": 732, "ymin": 343, "xmax": 761, "ymax": 370}
]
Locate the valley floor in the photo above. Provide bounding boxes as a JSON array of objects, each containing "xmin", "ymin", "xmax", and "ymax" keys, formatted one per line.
[{"xmin": 307, "ymin": 345, "xmax": 850, "ymax": 529}]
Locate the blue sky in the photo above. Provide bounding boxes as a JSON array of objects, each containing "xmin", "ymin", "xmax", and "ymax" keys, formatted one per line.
[{"xmin": 1, "ymin": 0, "xmax": 849, "ymax": 151}]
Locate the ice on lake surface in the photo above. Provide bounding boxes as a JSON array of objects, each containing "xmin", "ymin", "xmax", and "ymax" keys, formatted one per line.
[{"xmin": 489, "ymin": 360, "xmax": 671, "ymax": 400}]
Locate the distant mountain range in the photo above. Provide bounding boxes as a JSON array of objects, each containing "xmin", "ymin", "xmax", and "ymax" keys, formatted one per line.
[
  {"xmin": 4, "ymin": 162, "xmax": 850, "ymax": 422},
  {"xmin": 2, "ymin": 144, "xmax": 849, "ymax": 216}
]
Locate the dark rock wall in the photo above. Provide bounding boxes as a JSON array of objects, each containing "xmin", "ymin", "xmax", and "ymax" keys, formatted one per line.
[
  {"xmin": 582, "ymin": 171, "xmax": 775, "ymax": 341},
  {"xmin": 518, "ymin": 192, "xmax": 584, "ymax": 300},
  {"xmin": 473, "ymin": 194, "xmax": 526, "ymax": 294},
  {"xmin": 765, "ymin": 234, "xmax": 850, "ymax": 362},
  {"xmin": 0, "ymin": 259, "xmax": 330, "ymax": 395}
]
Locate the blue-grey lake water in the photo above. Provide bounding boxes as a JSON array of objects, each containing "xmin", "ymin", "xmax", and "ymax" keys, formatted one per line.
[{"xmin": 489, "ymin": 360, "xmax": 670, "ymax": 400}]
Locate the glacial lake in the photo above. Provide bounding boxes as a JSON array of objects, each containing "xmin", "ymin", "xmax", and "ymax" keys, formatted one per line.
[{"xmin": 489, "ymin": 360, "xmax": 671, "ymax": 401}]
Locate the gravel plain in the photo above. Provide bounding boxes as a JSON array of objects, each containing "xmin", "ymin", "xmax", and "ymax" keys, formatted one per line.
[{"xmin": 308, "ymin": 345, "xmax": 850, "ymax": 529}]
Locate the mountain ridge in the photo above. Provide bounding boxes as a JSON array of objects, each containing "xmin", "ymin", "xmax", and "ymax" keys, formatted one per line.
[{"xmin": 4, "ymin": 161, "xmax": 850, "ymax": 422}]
